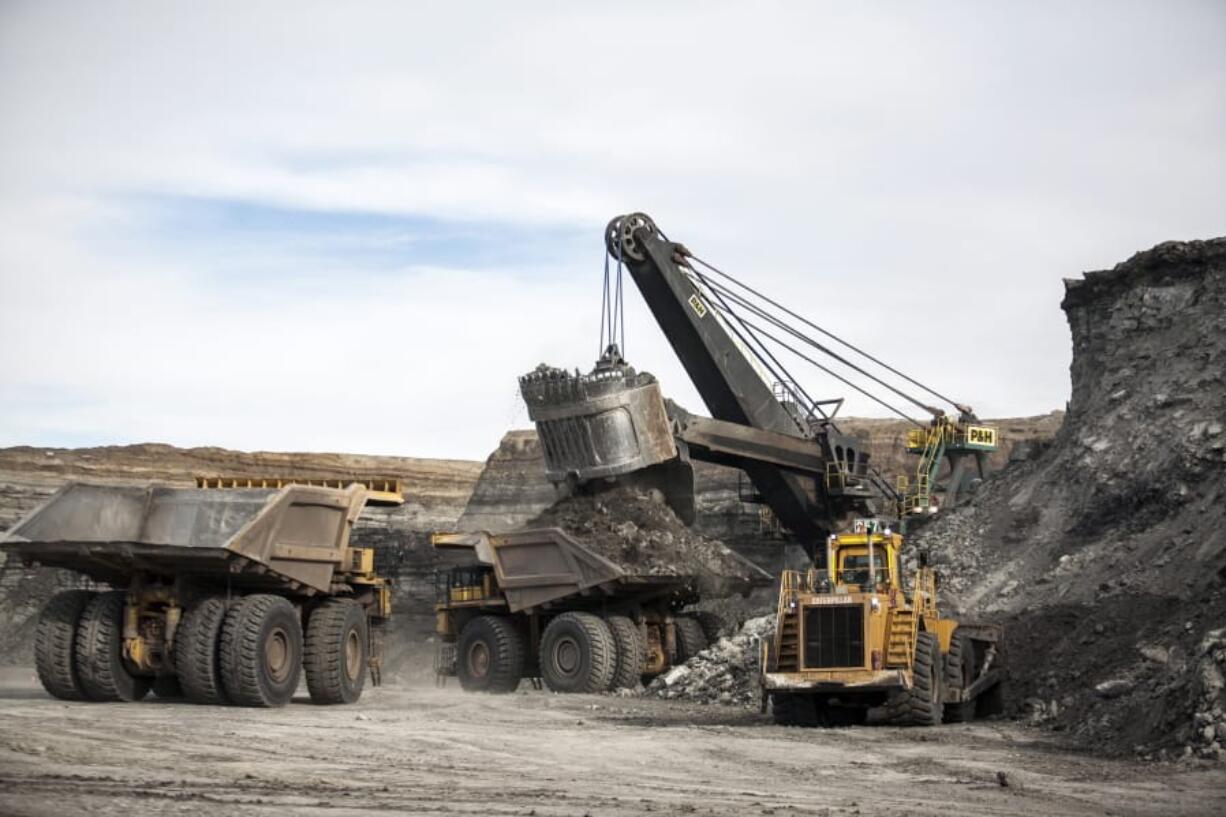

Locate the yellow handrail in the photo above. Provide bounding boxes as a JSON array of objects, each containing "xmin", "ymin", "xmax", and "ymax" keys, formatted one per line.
[{"xmin": 773, "ymin": 570, "xmax": 804, "ymax": 666}]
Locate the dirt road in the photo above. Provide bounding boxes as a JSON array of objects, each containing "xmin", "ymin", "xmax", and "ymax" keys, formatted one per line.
[{"xmin": 0, "ymin": 669, "xmax": 1222, "ymax": 817}]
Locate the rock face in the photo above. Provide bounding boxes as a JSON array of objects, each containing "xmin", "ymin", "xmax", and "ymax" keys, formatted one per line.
[
  {"xmin": 911, "ymin": 237, "xmax": 1226, "ymax": 759},
  {"xmin": 0, "ymin": 443, "xmax": 480, "ymax": 532},
  {"xmin": 455, "ymin": 430, "xmax": 562, "ymax": 532}
]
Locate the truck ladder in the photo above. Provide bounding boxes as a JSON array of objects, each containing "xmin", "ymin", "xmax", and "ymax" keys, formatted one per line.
[{"xmin": 773, "ymin": 571, "xmax": 802, "ymax": 671}]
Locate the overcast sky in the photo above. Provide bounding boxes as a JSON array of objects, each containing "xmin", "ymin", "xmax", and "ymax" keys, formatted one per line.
[{"xmin": 1, "ymin": 1, "xmax": 1223, "ymax": 461}]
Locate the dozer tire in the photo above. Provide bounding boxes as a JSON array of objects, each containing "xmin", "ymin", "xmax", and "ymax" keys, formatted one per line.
[
  {"xmin": 175, "ymin": 596, "xmax": 230, "ymax": 705},
  {"xmin": 883, "ymin": 632, "xmax": 943, "ymax": 726},
  {"xmin": 220, "ymin": 594, "xmax": 302, "ymax": 707},
  {"xmin": 456, "ymin": 615, "xmax": 525, "ymax": 694},
  {"xmin": 693, "ymin": 611, "xmax": 727, "ymax": 645},
  {"xmin": 604, "ymin": 615, "xmax": 645, "ymax": 691},
  {"xmin": 34, "ymin": 589, "xmax": 95, "ymax": 701},
  {"xmin": 673, "ymin": 615, "xmax": 708, "ymax": 664},
  {"xmin": 540, "ymin": 612, "xmax": 615, "ymax": 694},
  {"xmin": 943, "ymin": 629, "xmax": 977, "ymax": 723},
  {"xmin": 771, "ymin": 692, "xmax": 818, "ymax": 727},
  {"xmin": 305, "ymin": 599, "xmax": 370, "ymax": 704},
  {"xmin": 74, "ymin": 590, "xmax": 151, "ymax": 702}
]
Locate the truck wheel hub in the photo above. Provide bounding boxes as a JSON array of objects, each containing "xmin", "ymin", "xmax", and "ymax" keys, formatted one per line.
[
  {"xmin": 555, "ymin": 637, "xmax": 580, "ymax": 674},
  {"xmin": 345, "ymin": 630, "xmax": 362, "ymax": 682},
  {"xmin": 468, "ymin": 642, "xmax": 490, "ymax": 677},
  {"xmin": 266, "ymin": 628, "xmax": 290, "ymax": 682}
]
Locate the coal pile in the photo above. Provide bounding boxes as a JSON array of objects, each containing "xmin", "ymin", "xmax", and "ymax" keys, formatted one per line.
[
  {"xmin": 526, "ymin": 484, "xmax": 769, "ymax": 587},
  {"xmin": 646, "ymin": 615, "xmax": 775, "ymax": 706},
  {"xmin": 911, "ymin": 237, "xmax": 1226, "ymax": 760}
]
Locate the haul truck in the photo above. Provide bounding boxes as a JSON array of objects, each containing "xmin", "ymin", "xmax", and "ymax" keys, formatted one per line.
[
  {"xmin": 1, "ymin": 481, "xmax": 391, "ymax": 707},
  {"xmin": 432, "ymin": 528, "xmax": 769, "ymax": 693}
]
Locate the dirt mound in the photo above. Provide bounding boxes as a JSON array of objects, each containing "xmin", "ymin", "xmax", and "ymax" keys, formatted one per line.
[
  {"xmin": 912, "ymin": 237, "xmax": 1226, "ymax": 760},
  {"xmin": 526, "ymin": 484, "xmax": 769, "ymax": 586},
  {"xmin": 647, "ymin": 615, "xmax": 775, "ymax": 706}
]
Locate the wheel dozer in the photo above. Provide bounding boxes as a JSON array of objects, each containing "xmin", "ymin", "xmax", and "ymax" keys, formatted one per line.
[
  {"xmin": 1, "ymin": 481, "xmax": 392, "ymax": 707},
  {"xmin": 761, "ymin": 526, "xmax": 1004, "ymax": 726}
]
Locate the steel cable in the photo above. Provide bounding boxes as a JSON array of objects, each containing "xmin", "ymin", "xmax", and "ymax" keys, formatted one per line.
[
  {"xmin": 690, "ymin": 269, "xmax": 937, "ymax": 419},
  {"xmin": 688, "ymin": 254, "xmax": 962, "ymax": 412},
  {"xmin": 700, "ymin": 295, "xmax": 923, "ymax": 426}
]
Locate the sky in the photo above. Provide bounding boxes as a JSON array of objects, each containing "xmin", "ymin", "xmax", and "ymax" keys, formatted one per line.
[{"xmin": 1, "ymin": 1, "xmax": 1223, "ymax": 461}]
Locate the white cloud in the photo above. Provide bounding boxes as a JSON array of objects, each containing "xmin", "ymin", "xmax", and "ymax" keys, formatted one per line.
[{"xmin": 1, "ymin": 1, "xmax": 1223, "ymax": 458}]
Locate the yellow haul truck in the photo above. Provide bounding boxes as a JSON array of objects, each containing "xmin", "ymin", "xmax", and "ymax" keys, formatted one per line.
[
  {"xmin": 1, "ymin": 481, "xmax": 391, "ymax": 707},
  {"xmin": 761, "ymin": 525, "xmax": 1004, "ymax": 726},
  {"xmin": 432, "ymin": 528, "xmax": 769, "ymax": 693}
]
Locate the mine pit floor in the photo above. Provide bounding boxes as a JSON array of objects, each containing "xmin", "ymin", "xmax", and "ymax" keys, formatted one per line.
[{"xmin": 0, "ymin": 668, "xmax": 1222, "ymax": 817}]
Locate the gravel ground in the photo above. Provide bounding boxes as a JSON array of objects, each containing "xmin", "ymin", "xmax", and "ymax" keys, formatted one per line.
[{"xmin": 1, "ymin": 668, "xmax": 1223, "ymax": 817}]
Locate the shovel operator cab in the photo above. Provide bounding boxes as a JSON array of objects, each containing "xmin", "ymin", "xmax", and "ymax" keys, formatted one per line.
[{"xmin": 762, "ymin": 524, "xmax": 1004, "ymax": 726}]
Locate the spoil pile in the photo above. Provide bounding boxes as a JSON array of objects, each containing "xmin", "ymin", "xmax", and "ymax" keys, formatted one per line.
[
  {"xmin": 526, "ymin": 484, "xmax": 768, "ymax": 587},
  {"xmin": 647, "ymin": 615, "xmax": 775, "ymax": 706},
  {"xmin": 912, "ymin": 237, "xmax": 1226, "ymax": 760}
]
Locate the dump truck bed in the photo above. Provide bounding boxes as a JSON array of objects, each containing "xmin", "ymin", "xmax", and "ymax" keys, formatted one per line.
[
  {"xmin": 1, "ymin": 481, "xmax": 368, "ymax": 596},
  {"xmin": 434, "ymin": 527, "xmax": 769, "ymax": 613}
]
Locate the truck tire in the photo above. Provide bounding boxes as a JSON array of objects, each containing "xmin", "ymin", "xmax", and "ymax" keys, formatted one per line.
[
  {"xmin": 943, "ymin": 629, "xmax": 977, "ymax": 723},
  {"xmin": 456, "ymin": 615, "xmax": 525, "ymax": 694},
  {"xmin": 604, "ymin": 615, "xmax": 645, "ymax": 691},
  {"xmin": 540, "ymin": 612, "xmax": 615, "ymax": 694},
  {"xmin": 883, "ymin": 632, "xmax": 943, "ymax": 726},
  {"xmin": 304, "ymin": 599, "xmax": 369, "ymax": 704},
  {"xmin": 220, "ymin": 594, "xmax": 302, "ymax": 707},
  {"xmin": 175, "ymin": 597, "xmax": 230, "ymax": 705},
  {"xmin": 34, "ymin": 589, "xmax": 95, "ymax": 701},
  {"xmin": 771, "ymin": 692, "xmax": 817, "ymax": 726},
  {"xmin": 74, "ymin": 590, "xmax": 151, "ymax": 702},
  {"xmin": 673, "ymin": 615, "xmax": 708, "ymax": 664}
]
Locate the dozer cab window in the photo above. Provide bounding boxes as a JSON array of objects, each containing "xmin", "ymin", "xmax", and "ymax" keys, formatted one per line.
[{"xmin": 838, "ymin": 552, "xmax": 890, "ymax": 589}]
